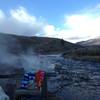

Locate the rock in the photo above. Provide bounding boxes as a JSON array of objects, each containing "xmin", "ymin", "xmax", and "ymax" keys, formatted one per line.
[{"xmin": 54, "ymin": 64, "xmax": 62, "ymax": 73}]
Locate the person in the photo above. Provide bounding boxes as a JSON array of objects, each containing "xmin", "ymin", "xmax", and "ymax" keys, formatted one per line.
[
  {"xmin": 20, "ymin": 72, "xmax": 35, "ymax": 89},
  {"xmin": 35, "ymin": 70, "xmax": 45, "ymax": 90}
]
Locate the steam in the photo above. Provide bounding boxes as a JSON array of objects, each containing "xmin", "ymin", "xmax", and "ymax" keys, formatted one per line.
[
  {"xmin": 0, "ymin": 50, "xmax": 55, "ymax": 72},
  {"xmin": 0, "ymin": 35, "xmax": 55, "ymax": 72},
  {"xmin": 19, "ymin": 54, "xmax": 54, "ymax": 72}
]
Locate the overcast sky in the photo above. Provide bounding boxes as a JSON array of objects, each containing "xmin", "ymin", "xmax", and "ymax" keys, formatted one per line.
[{"xmin": 0, "ymin": 0, "xmax": 100, "ymax": 43}]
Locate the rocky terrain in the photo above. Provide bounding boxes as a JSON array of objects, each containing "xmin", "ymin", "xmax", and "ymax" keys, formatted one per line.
[{"xmin": 43, "ymin": 55, "xmax": 100, "ymax": 100}]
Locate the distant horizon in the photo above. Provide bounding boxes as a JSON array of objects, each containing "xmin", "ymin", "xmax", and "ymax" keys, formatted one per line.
[{"xmin": 0, "ymin": 0, "xmax": 100, "ymax": 43}]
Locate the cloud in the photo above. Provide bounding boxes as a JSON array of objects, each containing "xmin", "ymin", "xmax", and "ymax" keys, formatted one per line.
[
  {"xmin": 0, "ymin": 7, "xmax": 60, "ymax": 39},
  {"xmin": 0, "ymin": 10, "xmax": 5, "ymax": 19},
  {"xmin": 0, "ymin": 5, "xmax": 100, "ymax": 43},
  {"xmin": 0, "ymin": 7, "xmax": 45, "ymax": 36},
  {"xmin": 43, "ymin": 25, "xmax": 58, "ymax": 37},
  {"xmin": 61, "ymin": 14, "xmax": 100, "ymax": 42},
  {"xmin": 58, "ymin": 4, "xmax": 100, "ymax": 42},
  {"xmin": 10, "ymin": 7, "xmax": 36, "ymax": 23},
  {"xmin": 43, "ymin": 4, "xmax": 100, "ymax": 43}
]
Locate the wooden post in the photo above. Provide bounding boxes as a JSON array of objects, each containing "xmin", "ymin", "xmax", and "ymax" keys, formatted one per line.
[{"xmin": 41, "ymin": 73, "xmax": 47, "ymax": 100}]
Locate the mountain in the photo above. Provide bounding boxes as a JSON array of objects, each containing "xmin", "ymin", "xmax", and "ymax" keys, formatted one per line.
[
  {"xmin": 77, "ymin": 37, "xmax": 100, "ymax": 46},
  {"xmin": 0, "ymin": 33, "xmax": 81, "ymax": 54}
]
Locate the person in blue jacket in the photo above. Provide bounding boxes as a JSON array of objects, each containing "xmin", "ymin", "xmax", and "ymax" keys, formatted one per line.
[{"xmin": 20, "ymin": 72, "xmax": 35, "ymax": 89}]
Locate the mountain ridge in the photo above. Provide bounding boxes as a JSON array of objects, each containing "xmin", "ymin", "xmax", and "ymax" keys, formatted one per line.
[{"xmin": 0, "ymin": 33, "xmax": 81, "ymax": 54}]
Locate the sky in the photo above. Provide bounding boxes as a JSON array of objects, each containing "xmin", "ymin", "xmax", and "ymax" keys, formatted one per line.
[{"xmin": 0, "ymin": 0, "xmax": 100, "ymax": 43}]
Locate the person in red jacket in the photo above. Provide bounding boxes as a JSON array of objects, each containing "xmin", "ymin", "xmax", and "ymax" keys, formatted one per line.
[{"xmin": 35, "ymin": 70, "xmax": 45, "ymax": 90}]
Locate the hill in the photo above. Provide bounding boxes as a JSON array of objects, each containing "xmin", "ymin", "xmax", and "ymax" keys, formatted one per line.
[
  {"xmin": 77, "ymin": 37, "xmax": 100, "ymax": 46},
  {"xmin": 0, "ymin": 33, "xmax": 80, "ymax": 54}
]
